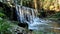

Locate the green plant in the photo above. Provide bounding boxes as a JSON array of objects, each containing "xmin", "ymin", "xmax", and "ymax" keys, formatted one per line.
[
  {"xmin": 0, "ymin": 13, "xmax": 5, "ymax": 17},
  {"xmin": 0, "ymin": 8, "xmax": 4, "ymax": 13},
  {"xmin": 0, "ymin": 18, "xmax": 12, "ymax": 34},
  {"xmin": 0, "ymin": 7, "xmax": 7, "ymax": 19},
  {"xmin": 49, "ymin": 12, "xmax": 60, "ymax": 18}
]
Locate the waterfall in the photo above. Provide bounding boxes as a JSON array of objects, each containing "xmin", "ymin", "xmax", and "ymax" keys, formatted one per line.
[
  {"xmin": 15, "ymin": 5, "xmax": 52, "ymax": 31},
  {"xmin": 14, "ymin": 0, "xmax": 52, "ymax": 31},
  {"xmin": 0, "ymin": 0, "xmax": 60, "ymax": 33},
  {"xmin": 0, "ymin": 0, "xmax": 2, "ymax": 2}
]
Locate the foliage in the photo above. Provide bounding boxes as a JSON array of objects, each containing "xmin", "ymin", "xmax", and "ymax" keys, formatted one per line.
[
  {"xmin": 0, "ymin": 17, "xmax": 12, "ymax": 34},
  {"xmin": 0, "ymin": 13, "xmax": 5, "ymax": 17},
  {"xmin": 42, "ymin": 0, "xmax": 60, "ymax": 11},
  {"xmin": 17, "ymin": 0, "xmax": 32, "ymax": 7},
  {"xmin": 0, "ymin": 8, "xmax": 4, "ymax": 13},
  {"xmin": 48, "ymin": 12, "xmax": 60, "ymax": 18},
  {"xmin": 0, "ymin": 7, "xmax": 13, "ymax": 34},
  {"xmin": 0, "ymin": 2, "xmax": 20, "ymax": 34},
  {"xmin": 46, "ymin": 12, "xmax": 60, "ymax": 21},
  {"xmin": 0, "ymin": 8, "xmax": 6, "ymax": 18}
]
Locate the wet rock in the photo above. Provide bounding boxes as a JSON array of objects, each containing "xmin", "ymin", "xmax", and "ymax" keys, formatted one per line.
[{"xmin": 7, "ymin": 24, "xmax": 28, "ymax": 34}]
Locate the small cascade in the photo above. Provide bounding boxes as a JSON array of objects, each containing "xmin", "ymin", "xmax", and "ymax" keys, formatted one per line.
[
  {"xmin": 14, "ymin": 0, "xmax": 52, "ymax": 31},
  {"xmin": 0, "ymin": 0, "xmax": 60, "ymax": 33},
  {"xmin": 0, "ymin": 0, "xmax": 3, "ymax": 2},
  {"xmin": 16, "ymin": 5, "xmax": 37, "ymax": 23},
  {"xmin": 15, "ymin": 5, "xmax": 52, "ymax": 31}
]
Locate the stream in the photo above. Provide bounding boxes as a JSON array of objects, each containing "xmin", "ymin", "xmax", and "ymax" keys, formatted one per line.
[
  {"xmin": 15, "ymin": 5, "xmax": 51, "ymax": 31},
  {"xmin": 0, "ymin": 0, "xmax": 60, "ymax": 34},
  {"xmin": 15, "ymin": 5, "xmax": 60, "ymax": 34}
]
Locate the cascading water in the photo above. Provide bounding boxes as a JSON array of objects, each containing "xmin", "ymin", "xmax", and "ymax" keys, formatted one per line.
[
  {"xmin": 0, "ymin": 0, "xmax": 2, "ymax": 2},
  {"xmin": 0, "ymin": 0, "xmax": 60, "ymax": 33},
  {"xmin": 15, "ymin": 5, "xmax": 52, "ymax": 31},
  {"xmin": 14, "ymin": 0, "xmax": 52, "ymax": 32}
]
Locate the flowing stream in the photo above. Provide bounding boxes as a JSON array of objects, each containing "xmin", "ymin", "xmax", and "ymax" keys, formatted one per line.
[
  {"xmin": 15, "ymin": 4, "xmax": 60, "ymax": 34},
  {"xmin": 0, "ymin": 0, "xmax": 60, "ymax": 34},
  {"xmin": 15, "ymin": 5, "xmax": 52, "ymax": 31}
]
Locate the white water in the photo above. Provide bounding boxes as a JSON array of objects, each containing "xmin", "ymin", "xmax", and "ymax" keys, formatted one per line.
[{"xmin": 15, "ymin": 5, "xmax": 52, "ymax": 31}]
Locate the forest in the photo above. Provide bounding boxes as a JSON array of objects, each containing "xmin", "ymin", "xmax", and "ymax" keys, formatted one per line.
[{"xmin": 0, "ymin": 0, "xmax": 60, "ymax": 34}]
